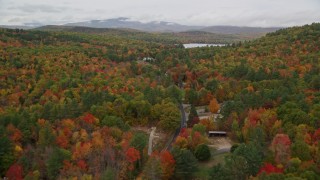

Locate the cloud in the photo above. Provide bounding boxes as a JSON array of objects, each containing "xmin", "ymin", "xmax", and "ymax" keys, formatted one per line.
[
  {"xmin": 8, "ymin": 18, "xmax": 23, "ymax": 23},
  {"xmin": 0, "ymin": 0, "xmax": 319, "ymax": 26},
  {"xmin": 10, "ymin": 4, "xmax": 67, "ymax": 13}
]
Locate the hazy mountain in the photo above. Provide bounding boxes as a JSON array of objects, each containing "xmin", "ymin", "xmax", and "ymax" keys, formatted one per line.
[
  {"xmin": 200, "ymin": 26, "xmax": 281, "ymax": 34},
  {"xmin": 2, "ymin": 17, "xmax": 282, "ymax": 35},
  {"xmin": 36, "ymin": 25, "xmax": 141, "ymax": 33},
  {"xmin": 64, "ymin": 17, "xmax": 282, "ymax": 34},
  {"xmin": 64, "ymin": 17, "xmax": 203, "ymax": 32},
  {"xmin": 0, "ymin": 25, "xmax": 39, "ymax": 30}
]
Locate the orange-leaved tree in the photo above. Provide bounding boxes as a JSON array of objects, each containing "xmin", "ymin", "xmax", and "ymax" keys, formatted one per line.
[{"xmin": 209, "ymin": 97, "xmax": 220, "ymax": 113}]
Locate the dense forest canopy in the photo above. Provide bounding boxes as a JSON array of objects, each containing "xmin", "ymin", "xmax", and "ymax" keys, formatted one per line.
[
  {"xmin": 0, "ymin": 23, "xmax": 319, "ymax": 179},
  {"xmin": 35, "ymin": 25, "xmax": 256, "ymax": 44}
]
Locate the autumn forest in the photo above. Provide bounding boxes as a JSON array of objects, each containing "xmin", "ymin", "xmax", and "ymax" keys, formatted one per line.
[{"xmin": 0, "ymin": 23, "xmax": 320, "ymax": 179}]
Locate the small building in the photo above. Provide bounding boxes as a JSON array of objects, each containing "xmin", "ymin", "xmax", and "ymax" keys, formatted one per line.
[
  {"xmin": 199, "ymin": 114, "xmax": 211, "ymax": 120},
  {"xmin": 208, "ymin": 131, "xmax": 227, "ymax": 137},
  {"xmin": 142, "ymin": 57, "xmax": 155, "ymax": 62}
]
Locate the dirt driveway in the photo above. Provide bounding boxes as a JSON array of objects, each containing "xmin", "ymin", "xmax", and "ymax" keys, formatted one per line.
[{"xmin": 208, "ymin": 137, "xmax": 232, "ymax": 151}]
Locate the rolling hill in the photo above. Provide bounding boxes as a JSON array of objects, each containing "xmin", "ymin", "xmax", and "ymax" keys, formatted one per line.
[{"xmin": 35, "ymin": 25, "xmax": 272, "ymax": 44}]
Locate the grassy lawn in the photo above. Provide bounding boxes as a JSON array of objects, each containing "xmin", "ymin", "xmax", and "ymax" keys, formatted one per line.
[
  {"xmin": 198, "ymin": 152, "xmax": 229, "ymax": 168},
  {"xmin": 195, "ymin": 147, "xmax": 230, "ymax": 179},
  {"xmin": 194, "ymin": 167, "xmax": 211, "ymax": 180}
]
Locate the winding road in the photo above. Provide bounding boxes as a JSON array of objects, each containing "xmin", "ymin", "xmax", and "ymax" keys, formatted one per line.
[{"xmin": 162, "ymin": 102, "xmax": 188, "ymax": 151}]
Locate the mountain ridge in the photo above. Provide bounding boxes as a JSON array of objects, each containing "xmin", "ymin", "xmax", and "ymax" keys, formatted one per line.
[
  {"xmin": 63, "ymin": 17, "xmax": 283, "ymax": 34},
  {"xmin": 64, "ymin": 17, "xmax": 202, "ymax": 32},
  {"xmin": 1, "ymin": 17, "xmax": 283, "ymax": 36}
]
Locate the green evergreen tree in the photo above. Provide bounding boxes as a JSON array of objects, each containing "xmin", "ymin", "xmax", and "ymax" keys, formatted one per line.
[
  {"xmin": 173, "ymin": 149, "xmax": 198, "ymax": 179},
  {"xmin": 46, "ymin": 148, "xmax": 71, "ymax": 179},
  {"xmin": 194, "ymin": 144, "xmax": 211, "ymax": 161}
]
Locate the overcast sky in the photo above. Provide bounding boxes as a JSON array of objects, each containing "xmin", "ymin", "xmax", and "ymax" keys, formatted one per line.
[{"xmin": 1, "ymin": 0, "xmax": 319, "ymax": 27}]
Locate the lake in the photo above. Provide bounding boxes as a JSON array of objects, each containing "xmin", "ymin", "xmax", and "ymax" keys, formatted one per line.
[{"xmin": 183, "ymin": 43, "xmax": 226, "ymax": 48}]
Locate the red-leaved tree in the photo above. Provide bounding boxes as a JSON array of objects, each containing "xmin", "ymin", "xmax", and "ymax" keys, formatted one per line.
[
  {"xmin": 160, "ymin": 151, "xmax": 175, "ymax": 179},
  {"xmin": 271, "ymin": 134, "xmax": 291, "ymax": 165},
  {"xmin": 313, "ymin": 128, "xmax": 320, "ymax": 144},
  {"xmin": 77, "ymin": 160, "xmax": 87, "ymax": 171},
  {"xmin": 82, "ymin": 113, "xmax": 97, "ymax": 124},
  {"xmin": 126, "ymin": 147, "xmax": 140, "ymax": 171},
  {"xmin": 258, "ymin": 163, "xmax": 283, "ymax": 175},
  {"xmin": 6, "ymin": 163, "xmax": 23, "ymax": 180}
]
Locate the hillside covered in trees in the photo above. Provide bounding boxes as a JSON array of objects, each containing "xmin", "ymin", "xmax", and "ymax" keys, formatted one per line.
[
  {"xmin": 35, "ymin": 25, "xmax": 255, "ymax": 44},
  {"xmin": 0, "ymin": 23, "xmax": 319, "ymax": 179}
]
